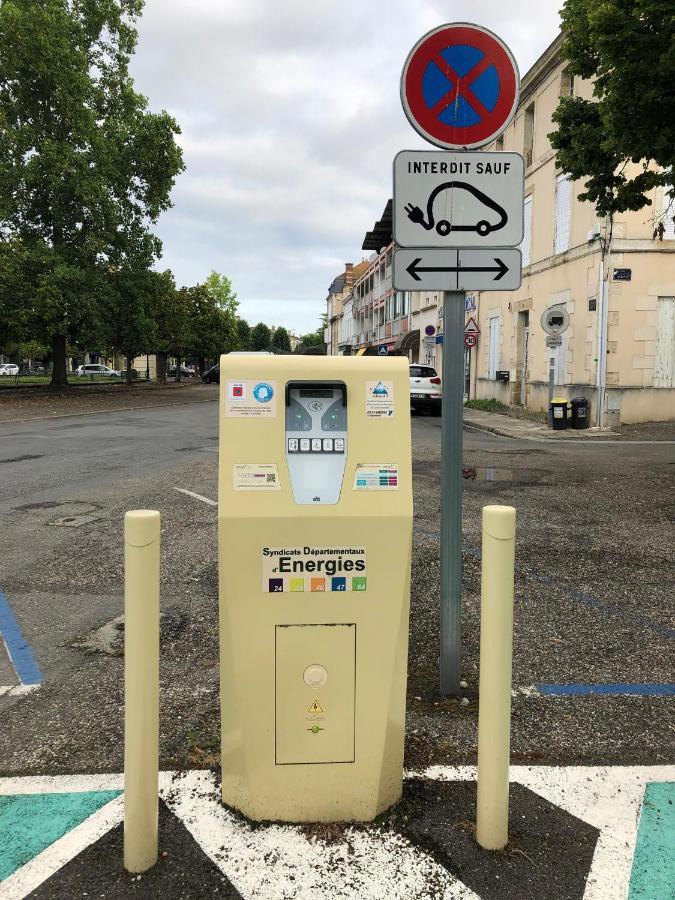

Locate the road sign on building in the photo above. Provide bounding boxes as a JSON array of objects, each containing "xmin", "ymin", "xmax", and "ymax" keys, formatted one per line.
[
  {"xmin": 393, "ymin": 248, "xmax": 521, "ymax": 291},
  {"xmin": 394, "ymin": 151, "xmax": 524, "ymax": 248},
  {"xmin": 400, "ymin": 23, "xmax": 520, "ymax": 150}
]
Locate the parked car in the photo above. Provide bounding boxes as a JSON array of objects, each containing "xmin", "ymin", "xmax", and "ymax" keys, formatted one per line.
[
  {"xmin": 168, "ymin": 365, "xmax": 193, "ymax": 378},
  {"xmin": 202, "ymin": 364, "xmax": 220, "ymax": 384},
  {"xmin": 409, "ymin": 364, "xmax": 442, "ymax": 415},
  {"xmin": 0, "ymin": 363, "xmax": 19, "ymax": 376},
  {"xmin": 75, "ymin": 364, "xmax": 121, "ymax": 378}
]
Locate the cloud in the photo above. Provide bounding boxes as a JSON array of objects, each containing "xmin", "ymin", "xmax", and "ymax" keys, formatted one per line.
[{"xmin": 130, "ymin": 0, "xmax": 562, "ymax": 333}]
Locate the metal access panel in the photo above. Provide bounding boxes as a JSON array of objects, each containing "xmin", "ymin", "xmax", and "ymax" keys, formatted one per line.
[{"xmin": 275, "ymin": 624, "xmax": 355, "ymax": 765}]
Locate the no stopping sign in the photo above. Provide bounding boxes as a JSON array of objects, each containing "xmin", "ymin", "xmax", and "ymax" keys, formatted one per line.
[{"xmin": 401, "ymin": 22, "xmax": 520, "ymax": 150}]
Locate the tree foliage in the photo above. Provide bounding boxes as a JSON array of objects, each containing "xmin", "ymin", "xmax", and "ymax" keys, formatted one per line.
[
  {"xmin": 251, "ymin": 321, "xmax": 271, "ymax": 351},
  {"xmin": 550, "ymin": 0, "xmax": 674, "ymax": 226},
  {"xmin": 236, "ymin": 318, "xmax": 251, "ymax": 350},
  {"xmin": 203, "ymin": 270, "xmax": 238, "ymax": 317},
  {"xmin": 271, "ymin": 325, "xmax": 291, "ymax": 352},
  {"xmin": 0, "ymin": 0, "xmax": 184, "ymax": 384}
]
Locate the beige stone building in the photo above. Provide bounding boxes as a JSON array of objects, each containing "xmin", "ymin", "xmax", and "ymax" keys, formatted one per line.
[
  {"xmin": 324, "ymin": 37, "xmax": 674, "ymax": 423},
  {"xmin": 471, "ymin": 34, "xmax": 675, "ymax": 425}
]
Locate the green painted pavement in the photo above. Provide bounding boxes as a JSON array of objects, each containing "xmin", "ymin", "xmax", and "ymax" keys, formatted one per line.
[
  {"xmin": 0, "ymin": 790, "xmax": 122, "ymax": 881},
  {"xmin": 628, "ymin": 782, "xmax": 675, "ymax": 899}
]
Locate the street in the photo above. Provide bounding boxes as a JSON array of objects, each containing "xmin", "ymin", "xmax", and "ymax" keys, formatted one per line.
[{"xmin": 0, "ymin": 396, "xmax": 672, "ymax": 774}]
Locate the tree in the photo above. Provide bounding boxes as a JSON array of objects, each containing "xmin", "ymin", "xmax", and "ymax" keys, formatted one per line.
[
  {"xmin": 299, "ymin": 314, "xmax": 328, "ymax": 349},
  {"xmin": 0, "ymin": 0, "xmax": 185, "ymax": 387},
  {"xmin": 203, "ymin": 271, "xmax": 238, "ymax": 317},
  {"xmin": 236, "ymin": 318, "xmax": 251, "ymax": 351},
  {"xmin": 271, "ymin": 326, "xmax": 291, "ymax": 352},
  {"xmin": 104, "ymin": 267, "xmax": 157, "ymax": 383},
  {"xmin": 550, "ymin": 0, "xmax": 674, "ymax": 229},
  {"xmin": 251, "ymin": 322, "xmax": 271, "ymax": 351},
  {"xmin": 184, "ymin": 284, "xmax": 238, "ymax": 375},
  {"xmin": 146, "ymin": 269, "xmax": 186, "ymax": 383}
]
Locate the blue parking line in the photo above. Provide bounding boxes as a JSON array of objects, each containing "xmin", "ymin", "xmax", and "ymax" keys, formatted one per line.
[
  {"xmin": 0, "ymin": 588, "xmax": 42, "ymax": 686},
  {"xmin": 537, "ymin": 683, "xmax": 675, "ymax": 697}
]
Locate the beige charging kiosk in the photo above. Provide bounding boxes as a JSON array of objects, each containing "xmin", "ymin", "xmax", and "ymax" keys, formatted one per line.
[{"xmin": 218, "ymin": 354, "xmax": 412, "ymax": 821}]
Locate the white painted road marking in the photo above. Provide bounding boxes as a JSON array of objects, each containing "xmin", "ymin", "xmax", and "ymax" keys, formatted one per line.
[
  {"xmin": 173, "ymin": 487, "xmax": 217, "ymax": 507},
  {"xmin": 1, "ymin": 766, "xmax": 673, "ymax": 899}
]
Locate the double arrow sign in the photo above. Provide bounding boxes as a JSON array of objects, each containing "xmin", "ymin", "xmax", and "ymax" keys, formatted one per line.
[{"xmin": 393, "ymin": 248, "xmax": 522, "ymax": 292}]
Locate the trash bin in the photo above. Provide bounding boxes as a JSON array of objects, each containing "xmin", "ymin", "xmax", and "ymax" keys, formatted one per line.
[
  {"xmin": 550, "ymin": 398, "xmax": 569, "ymax": 430},
  {"xmin": 570, "ymin": 397, "xmax": 590, "ymax": 430}
]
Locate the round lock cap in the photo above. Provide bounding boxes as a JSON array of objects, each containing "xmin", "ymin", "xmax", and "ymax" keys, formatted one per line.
[{"xmin": 303, "ymin": 664, "xmax": 328, "ymax": 688}]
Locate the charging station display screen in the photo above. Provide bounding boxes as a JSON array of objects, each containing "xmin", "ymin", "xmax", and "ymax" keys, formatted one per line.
[{"xmin": 299, "ymin": 389, "xmax": 334, "ymax": 398}]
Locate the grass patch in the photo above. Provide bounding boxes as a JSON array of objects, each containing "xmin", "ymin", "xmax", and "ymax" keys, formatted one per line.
[{"xmin": 464, "ymin": 398, "xmax": 510, "ymax": 413}]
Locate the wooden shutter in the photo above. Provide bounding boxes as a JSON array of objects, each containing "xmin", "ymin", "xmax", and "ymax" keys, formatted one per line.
[
  {"xmin": 521, "ymin": 196, "xmax": 532, "ymax": 267},
  {"xmin": 554, "ymin": 175, "xmax": 572, "ymax": 254}
]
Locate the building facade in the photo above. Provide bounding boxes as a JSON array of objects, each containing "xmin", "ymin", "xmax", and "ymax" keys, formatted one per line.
[
  {"xmin": 324, "ymin": 34, "xmax": 674, "ymax": 424},
  {"xmin": 470, "ymin": 35, "xmax": 675, "ymax": 425}
]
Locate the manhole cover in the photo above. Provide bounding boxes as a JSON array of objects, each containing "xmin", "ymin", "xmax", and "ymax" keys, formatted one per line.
[{"xmin": 48, "ymin": 513, "xmax": 103, "ymax": 527}]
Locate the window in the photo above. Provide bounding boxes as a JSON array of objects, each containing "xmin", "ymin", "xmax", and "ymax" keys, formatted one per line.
[
  {"xmin": 661, "ymin": 187, "xmax": 675, "ymax": 239},
  {"xmin": 554, "ymin": 174, "xmax": 572, "ymax": 254},
  {"xmin": 488, "ymin": 316, "xmax": 501, "ymax": 379},
  {"xmin": 409, "ymin": 366, "xmax": 437, "ymax": 378},
  {"xmin": 521, "ymin": 196, "xmax": 532, "ymax": 267},
  {"xmin": 523, "ymin": 103, "xmax": 535, "ymax": 167},
  {"xmin": 654, "ymin": 297, "xmax": 675, "ymax": 387},
  {"xmin": 560, "ymin": 67, "xmax": 574, "ymax": 97}
]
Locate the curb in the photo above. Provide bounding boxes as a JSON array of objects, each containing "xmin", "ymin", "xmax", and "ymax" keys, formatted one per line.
[{"xmin": 463, "ymin": 419, "xmax": 675, "ymax": 445}]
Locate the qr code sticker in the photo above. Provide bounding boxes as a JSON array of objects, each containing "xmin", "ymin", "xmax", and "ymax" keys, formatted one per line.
[{"xmin": 266, "ymin": 473, "xmax": 276, "ymax": 483}]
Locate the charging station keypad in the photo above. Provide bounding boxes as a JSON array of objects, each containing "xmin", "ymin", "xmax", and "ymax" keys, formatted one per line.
[
  {"xmin": 285, "ymin": 383, "xmax": 347, "ymax": 504},
  {"xmin": 287, "ymin": 437, "xmax": 344, "ymax": 453}
]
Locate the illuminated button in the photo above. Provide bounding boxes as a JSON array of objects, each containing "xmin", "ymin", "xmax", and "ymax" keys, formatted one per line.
[
  {"xmin": 311, "ymin": 438, "xmax": 322, "ymax": 452},
  {"xmin": 334, "ymin": 438, "xmax": 345, "ymax": 452},
  {"xmin": 287, "ymin": 438, "xmax": 299, "ymax": 452},
  {"xmin": 322, "ymin": 438, "xmax": 333, "ymax": 452},
  {"xmin": 303, "ymin": 664, "xmax": 328, "ymax": 688},
  {"xmin": 299, "ymin": 438, "xmax": 310, "ymax": 452}
]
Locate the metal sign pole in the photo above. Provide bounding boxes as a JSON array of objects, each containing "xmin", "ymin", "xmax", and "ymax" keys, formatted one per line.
[{"xmin": 440, "ymin": 289, "xmax": 465, "ymax": 696}]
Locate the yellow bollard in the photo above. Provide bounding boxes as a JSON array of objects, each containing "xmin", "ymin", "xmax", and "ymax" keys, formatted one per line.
[
  {"xmin": 123, "ymin": 509, "xmax": 160, "ymax": 873},
  {"xmin": 476, "ymin": 504, "xmax": 516, "ymax": 850}
]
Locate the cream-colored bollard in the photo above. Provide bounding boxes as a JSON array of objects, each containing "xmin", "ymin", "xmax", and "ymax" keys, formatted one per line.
[
  {"xmin": 124, "ymin": 510, "xmax": 160, "ymax": 873},
  {"xmin": 476, "ymin": 504, "xmax": 516, "ymax": 851}
]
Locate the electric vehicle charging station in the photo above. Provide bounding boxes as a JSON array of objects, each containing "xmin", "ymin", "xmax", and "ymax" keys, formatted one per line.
[{"xmin": 218, "ymin": 354, "xmax": 413, "ymax": 822}]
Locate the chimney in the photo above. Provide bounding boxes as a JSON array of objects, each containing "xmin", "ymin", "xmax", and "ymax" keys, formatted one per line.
[{"xmin": 345, "ymin": 262, "xmax": 354, "ymax": 288}]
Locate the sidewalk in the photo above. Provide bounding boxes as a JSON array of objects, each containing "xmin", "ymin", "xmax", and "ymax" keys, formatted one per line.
[{"xmin": 463, "ymin": 407, "xmax": 675, "ymax": 443}]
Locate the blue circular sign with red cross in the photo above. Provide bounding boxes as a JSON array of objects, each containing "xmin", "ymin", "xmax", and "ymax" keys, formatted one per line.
[{"xmin": 400, "ymin": 23, "xmax": 520, "ymax": 150}]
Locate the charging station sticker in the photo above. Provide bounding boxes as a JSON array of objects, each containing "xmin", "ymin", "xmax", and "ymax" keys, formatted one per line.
[
  {"xmin": 233, "ymin": 464, "xmax": 281, "ymax": 491},
  {"xmin": 225, "ymin": 380, "xmax": 277, "ymax": 417},
  {"xmin": 366, "ymin": 380, "xmax": 394, "ymax": 418},
  {"xmin": 353, "ymin": 464, "xmax": 399, "ymax": 490},
  {"xmin": 261, "ymin": 546, "xmax": 367, "ymax": 593}
]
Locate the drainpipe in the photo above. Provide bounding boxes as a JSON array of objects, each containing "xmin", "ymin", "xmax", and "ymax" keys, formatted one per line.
[{"xmin": 595, "ymin": 227, "xmax": 611, "ymax": 427}]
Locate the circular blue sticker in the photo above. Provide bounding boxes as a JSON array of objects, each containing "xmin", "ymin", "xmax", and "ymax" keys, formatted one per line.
[{"xmin": 253, "ymin": 382, "xmax": 273, "ymax": 403}]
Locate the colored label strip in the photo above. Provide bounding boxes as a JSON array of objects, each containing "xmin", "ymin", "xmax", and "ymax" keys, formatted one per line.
[{"xmin": 0, "ymin": 589, "xmax": 42, "ymax": 686}]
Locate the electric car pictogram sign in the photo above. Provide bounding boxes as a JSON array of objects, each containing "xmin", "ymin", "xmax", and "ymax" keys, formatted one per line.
[
  {"xmin": 400, "ymin": 22, "xmax": 520, "ymax": 150},
  {"xmin": 393, "ymin": 150, "xmax": 524, "ymax": 248}
]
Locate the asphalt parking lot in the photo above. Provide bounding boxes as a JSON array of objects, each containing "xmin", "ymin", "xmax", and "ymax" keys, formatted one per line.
[{"xmin": 0, "ymin": 395, "xmax": 672, "ymax": 775}]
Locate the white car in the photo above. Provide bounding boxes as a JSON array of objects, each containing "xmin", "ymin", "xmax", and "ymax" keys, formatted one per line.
[
  {"xmin": 409, "ymin": 364, "xmax": 442, "ymax": 415},
  {"xmin": 0, "ymin": 363, "xmax": 19, "ymax": 376},
  {"xmin": 75, "ymin": 364, "xmax": 121, "ymax": 378}
]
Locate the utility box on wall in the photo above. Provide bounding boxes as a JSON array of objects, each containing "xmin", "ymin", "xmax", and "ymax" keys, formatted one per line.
[{"xmin": 218, "ymin": 355, "xmax": 413, "ymax": 822}]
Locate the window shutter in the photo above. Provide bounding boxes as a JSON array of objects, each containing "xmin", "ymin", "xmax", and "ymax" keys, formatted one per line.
[
  {"xmin": 662, "ymin": 187, "xmax": 675, "ymax": 239},
  {"xmin": 521, "ymin": 196, "xmax": 532, "ymax": 266},
  {"xmin": 554, "ymin": 175, "xmax": 572, "ymax": 253}
]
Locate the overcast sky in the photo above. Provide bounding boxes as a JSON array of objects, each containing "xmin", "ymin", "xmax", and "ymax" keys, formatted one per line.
[{"xmin": 129, "ymin": 1, "xmax": 562, "ymax": 334}]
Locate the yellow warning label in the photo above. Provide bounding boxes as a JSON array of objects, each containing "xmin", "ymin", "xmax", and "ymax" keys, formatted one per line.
[{"xmin": 307, "ymin": 700, "xmax": 324, "ymax": 714}]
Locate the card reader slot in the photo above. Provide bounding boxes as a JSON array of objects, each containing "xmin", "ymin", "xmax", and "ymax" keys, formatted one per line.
[{"xmin": 285, "ymin": 381, "xmax": 347, "ymax": 407}]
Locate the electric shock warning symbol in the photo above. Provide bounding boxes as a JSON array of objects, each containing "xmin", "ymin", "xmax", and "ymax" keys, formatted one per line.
[{"xmin": 308, "ymin": 700, "xmax": 324, "ymax": 714}]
